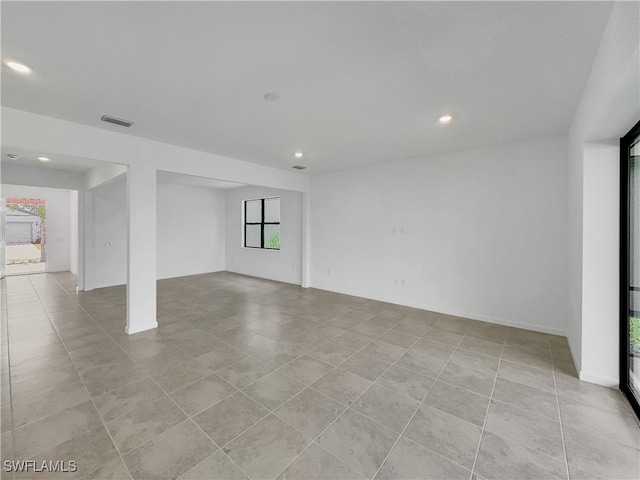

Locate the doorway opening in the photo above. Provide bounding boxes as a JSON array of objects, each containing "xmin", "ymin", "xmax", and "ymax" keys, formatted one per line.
[{"xmin": 5, "ymin": 197, "xmax": 47, "ymax": 275}]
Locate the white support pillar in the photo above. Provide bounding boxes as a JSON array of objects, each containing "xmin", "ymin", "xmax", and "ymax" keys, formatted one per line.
[
  {"xmin": 126, "ymin": 163, "xmax": 157, "ymax": 334},
  {"xmin": 301, "ymin": 191, "xmax": 311, "ymax": 288},
  {"xmin": 77, "ymin": 189, "xmax": 90, "ymax": 291}
]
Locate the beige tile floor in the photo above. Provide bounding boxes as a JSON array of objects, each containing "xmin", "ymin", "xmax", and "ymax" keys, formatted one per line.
[{"xmin": 1, "ymin": 272, "xmax": 639, "ymax": 480}]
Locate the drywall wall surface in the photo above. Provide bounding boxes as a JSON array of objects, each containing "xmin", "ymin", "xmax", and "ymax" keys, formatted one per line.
[
  {"xmin": 226, "ymin": 186, "xmax": 302, "ymax": 284},
  {"xmin": 91, "ymin": 177, "xmax": 228, "ymax": 287},
  {"xmin": 581, "ymin": 142, "xmax": 619, "ymax": 386},
  {"xmin": 567, "ymin": 1, "xmax": 639, "ymax": 385},
  {"xmin": 69, "ymin": 190, "xmax": 79, "ymax": 276},
  {"xmin": 311, "ymin": 135, "xmax": 569, "ymax": 334},
  {"xmin": 157, "ymin": 182, "xmax": 226, "ymax": 279},
  {"xmin": 1, "ymin": 163, "xmax": 83, "ymax": 191},
  {"xmin": 92, "ymin": 177, "xmax": 127, "ymax": 288}
]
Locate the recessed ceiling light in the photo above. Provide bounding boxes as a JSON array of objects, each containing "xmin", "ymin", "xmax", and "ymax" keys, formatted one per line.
[
  {"xmin": 6, "ymin": 154, "xmax": 18, "ymax": 160},
  {"xmin": 37, "ymin": 156, "xmax": 50, "ymax": 162},
  {"xmin": 294, "ymin": 151, "xmax": 304, "ymax": 159},
  {"xmin": 6, "ymin": 61, "xmax": 31, "ymax": 74},
  {"xmin": 439, "ymin": 115, "xmax": 453, "ymax": 124},
  {"xmin": 264, "ymin": 93, "xmax": 280, "ymax": 102}
]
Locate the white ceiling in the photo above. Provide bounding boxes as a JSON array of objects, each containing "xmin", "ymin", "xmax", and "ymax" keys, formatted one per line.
[
  {"xmin": 1, "ymin": 1, "xmax": 612, "ymax": 174},
  {"xmin": 157, "ymin": 170, "xmax": 244, "ymax": 190},
  {"xmin": 1, "ymin": 146, "xmax": 106, "ymax": 172}
]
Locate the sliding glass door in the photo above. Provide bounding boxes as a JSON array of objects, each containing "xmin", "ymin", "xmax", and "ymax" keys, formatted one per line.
[{"xmin": 621, "ymin": 119, "xmax": 640, "ymax": 417}]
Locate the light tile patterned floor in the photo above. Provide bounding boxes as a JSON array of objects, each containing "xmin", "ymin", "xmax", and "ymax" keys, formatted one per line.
[{"xmin": 1, "ymin": 272, "xmax": 639, "ymax": 479}]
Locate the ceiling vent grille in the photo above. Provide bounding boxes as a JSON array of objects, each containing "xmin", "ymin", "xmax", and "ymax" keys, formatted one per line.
[
  {"xmin": 291, "ymin": 165, "xmax": 307, "ymax": 170},
  {"xmin": 100, "ymin": 114, "xmax": 135, "ymax": 127}
]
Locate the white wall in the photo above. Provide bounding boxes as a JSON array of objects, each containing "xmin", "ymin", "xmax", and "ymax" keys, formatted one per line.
[
  {"xmin": 1, "ymin": 184, "xmax": 76, "ymax": 273},
  {"xmin": 582, "ymin": 142, "xmax": 619, "ymax": 385},
  {"xmin": 91, "ymin": 177, "xmax": 127, "ymax": 288},
  {"xmin": 69, "ymin": 190, "xmax": 78, "ymax": 275},
  {"xmin": 226, "ymin": 186, "xmax": 303, "ymax": 285},
  {"xmin": 567, "ymin": 1, "xmax": 640, "ymax": 386},
  {"xmin": 157, "ymin": 182, "xmax": 226, "ymax": 280},
  {"xmin": 1, "ymin": 163, "xmax": 83, "ymax": 191},
  {"xmin": 90, "ymin": 177, "xmax": 227, "ymax": 288},
  {"xmin": 311, "ymin": 135, "xmax": 569, "ymax": 334}
]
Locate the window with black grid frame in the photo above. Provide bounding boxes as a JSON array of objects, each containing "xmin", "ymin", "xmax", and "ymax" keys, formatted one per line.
[{"xmin": 244, "ymin": 197, "xmax": 280, "ymax": 249}]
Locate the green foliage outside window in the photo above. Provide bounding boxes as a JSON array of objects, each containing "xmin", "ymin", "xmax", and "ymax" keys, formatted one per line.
[
  {"xmin": 631, "ymin": 317, "xmax": 640, "ymax": 354},
  {"xmin": 266, "ymin": 231, "xmax": 280, "ymax": 249}
]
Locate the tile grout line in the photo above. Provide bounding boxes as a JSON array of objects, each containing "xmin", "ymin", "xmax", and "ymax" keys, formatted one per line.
[
  {"xmin": 15, "ymin": 274, "xmax": 598, "ymax": 480},
  {"xmin": 271, "ymin": 323, "xmax": 480, "ymax": 480},
  {"xmin": 551, "ymin": 348, "xmax": 572, "ymax": 480},
  {"xmin": 4, "ymin": 277, "xmax": 116, "ymax": 472},
  {"xmin": 270, "ymin": 333, "xmax": 426, "ymax": 480},
  {"xmin": 130, "ymin": 374, "xmax": 255, "ymax": 480},
  {"xmin": 195, "ymin": 316, "xmax": 412, "ymax": 479},
  {"xmin": 1, "ymin": 275, "xmax": 17, "ymax": 480},
  {"xmin": 48, "ymin": 291, "xmax": 239, "ymax": 480},
  {"xmin": 369, "ymin": 327, "xmax": 479, "ymax": 480},
  {"xmin": 468, "ymin": 335, "xmax": 506, "ymax": 480},
  {"xmin": 42, "ymin": 273, "xmax": 137, "ymax": 480}
]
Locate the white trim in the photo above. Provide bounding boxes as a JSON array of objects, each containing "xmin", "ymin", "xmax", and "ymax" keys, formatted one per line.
[
  {"xmin": 567, "ymin": 334, "xmax": 581, "ymax": 374},
  {"xmin": 579, "ymin": 370, "xmax": 619, "ymax": 388},
  {"xmin": 125, "ymin": 320, "xmax": 158, "ymax": 335},
  {"xmin": 225, "ymin": 269, "xmax": 301, "ymax": 286},
  {"xmin": 310, "ymin": 284, "xmax": 567, "ymax": 336}
]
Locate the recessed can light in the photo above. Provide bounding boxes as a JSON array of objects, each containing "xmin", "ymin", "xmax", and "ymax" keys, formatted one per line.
[
  {"xmin": 264, "ymin": 93, "xmax": 280, "ymax": 102},
  {"xmin": 439, "ymin": 115, "xmax": 453, "ymax": 124},
  {"xmin": 6, "ymin": 61, "xmax": 31, "ymax": 73},
  {"xmin": 37, "ymin": 156, "xmax": 50, "ymax": 162},
  {"xmin": 294, "ymin": 151, "xmax": 304, "ymax": 159}
]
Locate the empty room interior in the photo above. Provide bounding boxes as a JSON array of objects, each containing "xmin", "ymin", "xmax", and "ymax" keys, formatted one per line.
[{"xmin": 1, "ymin": 2, "xmax": 639, "ymax": 479}]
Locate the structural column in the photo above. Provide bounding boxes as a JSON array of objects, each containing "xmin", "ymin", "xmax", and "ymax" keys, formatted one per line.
[
  {"xmin": 301, "ymin": 191, "xmax": 311, "ymax": 288},
  {"xmin": 126, "ymin": 162, "xmax": 157, "ymax": 334},
  {"xmin": 77, "ymin": 189, "xmax": 91, "ymax": 291}
]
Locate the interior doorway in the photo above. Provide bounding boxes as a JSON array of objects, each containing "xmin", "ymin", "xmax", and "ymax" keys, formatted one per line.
[{"xmin": 5, "ymin": 197, "xmax": 47, "ymax": 275}]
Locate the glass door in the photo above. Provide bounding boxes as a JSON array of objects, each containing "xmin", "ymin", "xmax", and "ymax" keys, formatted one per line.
[{"xmin": 621, "ymin": 119, "xmax": 640, "ymax": 417}]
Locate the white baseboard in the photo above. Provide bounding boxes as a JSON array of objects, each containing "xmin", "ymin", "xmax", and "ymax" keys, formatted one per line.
[
  {"xmin": 225, "ymin": 269, "xmax": 302, "ymax": 286},
  {"xmin": 309, "ymin": 283, "xmax": 567, "ymax": 336},
  {"xmin": 567, "ymin": 335, "xmax": 581, "ymax": 373},
  {"xmin": 579, "ymin": 370, "xmax": 619, "ymax": 388},
  {"xmin": 125, "ymin": 320, "xmax": 158, "ymax": 335}
]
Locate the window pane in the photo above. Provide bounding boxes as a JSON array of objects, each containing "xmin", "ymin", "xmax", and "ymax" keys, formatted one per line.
[
  {"xmin": 246, "ymin": 200, "xmax": 262, "ymax": 223},
  {"xmin": 264, "ymin": 197, "xmax": 280, "ymax": 223},
  {"xmin": 264, "ymin": 224, "xmax": 280, "ymax": 249},
  {"xmin": 245, "ymin": 224, "xmax": 261, "ymax": 248}
]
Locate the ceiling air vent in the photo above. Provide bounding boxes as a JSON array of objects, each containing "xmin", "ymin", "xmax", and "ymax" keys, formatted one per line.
[
  {"xmin": 292, "ymin": 165, "xmax": 307, "ymax": 170},
  {"xmin": 100, "ymin": 114, "xmax": 135, "ymax": 128}
]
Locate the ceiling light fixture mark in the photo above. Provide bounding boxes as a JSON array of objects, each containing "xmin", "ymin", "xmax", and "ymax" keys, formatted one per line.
[
  {"xmin": 37, "ymin": 156, "xmax": 50, "ymax": 162},
  {"xmin": 5, "ymin": 61, "xmax": 31, "ymax": 73},
  {"xmin": 294, "ymin": 151, "xmax": 304, "ymax": 159},
  {"xmin": 439, "ymin": 115, "xmax": 453, "ymax": 124}
]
